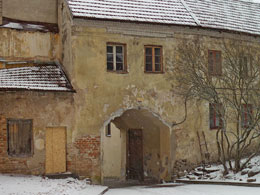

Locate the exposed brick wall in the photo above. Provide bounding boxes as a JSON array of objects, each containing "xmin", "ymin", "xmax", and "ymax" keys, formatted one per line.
[
  {"xmin": 0, "ymin": 115, "xmax": 44, "ymax": 175},
  {"xmin": 0, "ymin": 114, "xmax": 101, "ymax": 181},
  {"xmin": 67, "ymin": 135, "xmax": 101, "ymax": 182}
]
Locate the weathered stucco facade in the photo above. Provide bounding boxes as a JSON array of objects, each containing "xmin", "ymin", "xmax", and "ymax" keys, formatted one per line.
[
  {"xmin": 62, "ymin": 15, "xmax": 260, "ymax": 183},
  {"xmin": 0, "ymin": 0, "xmax": 260, "ymax": 185}
]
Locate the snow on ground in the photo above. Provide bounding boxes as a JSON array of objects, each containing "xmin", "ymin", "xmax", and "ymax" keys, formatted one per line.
[
  {"xmin": 0, "ymin": 174, "xmax": 260, "ymax": 195},
  {"xmin": 106, "ymin": 184, "xmax": 260, "ymax": 195},
  {"xmin": 0, "ymin": 174, "xmax": 106, "ymax": 195},
  {"xmin": 179, "ymin": 155, "xmax": 260, "ymax": 183}
]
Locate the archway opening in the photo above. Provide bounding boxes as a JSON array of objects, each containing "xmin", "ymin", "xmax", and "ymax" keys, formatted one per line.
[{"xmin": 102, "ymin": 109, "xmax": 171, "ymax": 185}]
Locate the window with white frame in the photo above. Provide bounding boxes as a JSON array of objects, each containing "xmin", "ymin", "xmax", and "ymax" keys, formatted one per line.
[{"xmin": 106, "ymin": 44, "xmax": 126, "ymax": 72}]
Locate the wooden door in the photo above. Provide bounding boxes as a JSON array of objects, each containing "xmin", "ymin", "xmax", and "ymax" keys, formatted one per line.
[
  {"xmin": 127, "ymin": 129, "xmax": 144, "ymax": 181},
  {"xmin": 45, "ymin": 127, "xmax": 66, "ymax": 174}
]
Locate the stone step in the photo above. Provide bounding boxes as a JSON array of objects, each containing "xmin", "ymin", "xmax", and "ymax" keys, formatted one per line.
[{"xmin": 45, "ymin": 172, "xmax": 79, "ymax": 179}]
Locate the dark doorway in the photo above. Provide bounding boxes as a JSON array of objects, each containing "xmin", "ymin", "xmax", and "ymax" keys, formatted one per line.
[{"xmin": 127, "ymin": 129, "xmax": 144, "ymax": 181}]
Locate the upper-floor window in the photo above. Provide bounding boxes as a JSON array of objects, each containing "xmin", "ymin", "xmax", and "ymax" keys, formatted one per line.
[
  {"xmin": 145, "ymin": 46, "xmax": 163, "ymax": 73},
  {"xmin": 209, "ymin": 103, "xmax": 223, "ymax": 129},
  {"xmin": 241, "ymin": 104, "xmax": 253, "ymax": 128},
  {"xmin": 208, "ymin": 50, "xmax": 222, "ymax": 76},
  {"xmin": 239, "ymin": 56, "xmax": 252, "ymax": 78},
  {"xmin": 107, "ymin": 43, "xmax": 127, "ymax": 72}
]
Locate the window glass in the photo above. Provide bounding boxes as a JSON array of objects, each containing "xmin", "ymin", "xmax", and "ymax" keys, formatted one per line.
[
  {"xmin": 145, "ymin": 46, "xmax": 162, "ymax": 72},
  {"xmin": 209, "ymin": 103, "xmax": 223, "ymax": 129},
  {"xmin": 145, "ymin": 48, "xmax": 152, "ymax": 56},
  {"xmin": 106, "ymin": 44, "xmax": 126, "ymax": 72},
  {"xmin": 107, "ymin": 46, "xmax": 113, "ymax": 53},
  {"xmin": 116, "ymin": 46, "xmax": 123, "ymax": 54},
  {"xmin": 241, "ymin": 104, "xmax": 252, "ymax": 128},
  {"xmin": 155, "ymin": 48, "xmax": 161, "ymax": 56},
  {"xmin": 106, "ymin": 123, "xmax": 111, "ymax": 137},
  {"xmin": 208, "ymin": 50, "xmax": 222, "ymax": 76}
]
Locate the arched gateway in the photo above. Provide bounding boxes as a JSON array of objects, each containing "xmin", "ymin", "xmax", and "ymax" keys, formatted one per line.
[{"xmin": 101, "ymin": 108, "xmax": 173, "ymax": 185}]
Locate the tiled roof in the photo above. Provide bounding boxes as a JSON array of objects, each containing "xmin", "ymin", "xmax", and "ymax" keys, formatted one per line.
[
  {"xmin": 0, "ymin": 62, "xmax": 74, "ymax": 92},
  {"xmin": 67, "ymin": 0, "xmax": 260, "ymax": 36},
  {"xmin": 67, "ymin": 0, "xmax": 197, "ymax": 26},
  {"xmin": 185, "ymin": 0, "xmax": 260, "ymax": 35}
]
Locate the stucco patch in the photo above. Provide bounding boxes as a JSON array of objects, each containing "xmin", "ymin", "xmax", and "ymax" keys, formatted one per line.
[{"xmin": 35, "ymin": 138, "xmax": 44, "ymax": 151}]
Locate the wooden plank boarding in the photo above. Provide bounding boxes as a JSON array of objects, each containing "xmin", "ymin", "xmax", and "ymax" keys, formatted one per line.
[
  {"xmin": 45, "ymin": 127, "xmax": 66, "ymax": 174},
  {"xmin": 45, "ymin": 128, "xmax": 53, "ymax": 174}
]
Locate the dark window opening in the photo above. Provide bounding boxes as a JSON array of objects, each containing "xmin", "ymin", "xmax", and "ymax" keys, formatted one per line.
[
  {"xmin": 241, "ymin": 104, "xmax": 253, "ymax": 128},
  {"xmin": 106, "ymin": 123, "xmax": 111, "ymax": 137},
  {"xmin": 209, "ymin": 103, "xmax": 223, "ymax": 129},
  {"xmin": 239, "ymin": 56, "xmax": 252, "ymax": 78},
  {"xmin": 208, "ymin": 50, "xmax": 222, "ymax": 76}
]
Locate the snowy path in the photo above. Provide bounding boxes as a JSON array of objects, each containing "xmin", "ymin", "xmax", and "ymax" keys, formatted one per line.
[
  {"xmin": 106, "ymin": 184, "xmax": 260, "ymax": 195},
  {"xmin": 0, "ymin": 174, "xmax": 106, "ymax": 195},
  {"xmin": 1, "ymin": 174, "xmax": 260, "ymax": 195}
]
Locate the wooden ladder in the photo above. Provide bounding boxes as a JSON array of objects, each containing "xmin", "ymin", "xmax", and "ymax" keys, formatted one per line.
[{"xmin": 197, "ymin": 131, "xmax": 210, "ymax": 163}]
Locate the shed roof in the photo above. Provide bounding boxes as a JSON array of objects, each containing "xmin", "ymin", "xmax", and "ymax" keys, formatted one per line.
[
  {"xmin": 0, "ymin": 62, "xmax": 74, "ymax": 92},
  {"xmin": 67, "ymin": 0, "xmax": 260, "ymax": 36}
]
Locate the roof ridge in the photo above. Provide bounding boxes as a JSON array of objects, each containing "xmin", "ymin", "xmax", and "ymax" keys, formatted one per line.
[{"xmin": 180, "ymin": 0, "xmax": 201, "ymax": 26}]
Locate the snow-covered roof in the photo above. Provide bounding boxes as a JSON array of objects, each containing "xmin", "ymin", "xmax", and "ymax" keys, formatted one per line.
[
  {"xmin": 67, "ymin": 0, "xmax": 260, "ymax": 36},
  {"xmin": 1, "ymin": 22, "xmax": 46, "ymax": 31},
  {"xmin": 0, "ymin": 62, "xmax": 74, "ymax": 92},
  {"xmin": 185, "ymin": 0, "xmax": 260, "ymax": 35},
  {"xmin": 0, "ymin": 18, "xmax": 59, "ymax": 33}
]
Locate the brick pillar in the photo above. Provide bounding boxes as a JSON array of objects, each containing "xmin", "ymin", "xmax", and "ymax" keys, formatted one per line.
[{"xmin": 67, "ymin": 135, "xmax": 101, "ymax": 183}]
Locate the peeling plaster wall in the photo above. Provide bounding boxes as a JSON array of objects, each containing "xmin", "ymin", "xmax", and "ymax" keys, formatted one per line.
[
  {"xmin": 59, "ymin": 0, "xmax": 73, "ymax": 81},
  {"xmin": 0, "ymin": 0, "xmax": 2, "ymax": 25},
  {"xmin": 0, "ymin": 28, "xmax": 59, "ymax": 62},
  {"xmin": 143, "ymin": 127, "xmax": 160, "ymax": 179},
  {"xmin": 63, "ymin": 18, "xmax": 260, "ymax": 182}
]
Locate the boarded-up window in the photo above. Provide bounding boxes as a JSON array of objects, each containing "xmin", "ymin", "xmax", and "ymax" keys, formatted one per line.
[
  {"xmin": 208, "ymin": 50, "xmax": 222, "ymax": 76},
  {"xmin": 7, "ymin": 119, "xmax": 33, "ymax": 157}
]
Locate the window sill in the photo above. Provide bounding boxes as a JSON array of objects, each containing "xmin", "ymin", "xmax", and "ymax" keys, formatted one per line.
[
  {"xmin": 210, "ymin": 127, "xmax": 222, "ymax": 130},
  {"xmin": 8, "ymin": 154, "xmax": 33, "ymax": 158},
  {"xmin": 107, "ymin": 70, "xmax": 128, "ymax": 74},
  {"xmin": 144, "ymin": 71, "xmax": 164, "ymax": 74}
]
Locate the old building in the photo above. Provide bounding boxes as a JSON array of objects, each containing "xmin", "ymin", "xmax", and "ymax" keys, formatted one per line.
[{"xmin": 0, "ymin": 0, "xmax": 260, "ymax": 185}]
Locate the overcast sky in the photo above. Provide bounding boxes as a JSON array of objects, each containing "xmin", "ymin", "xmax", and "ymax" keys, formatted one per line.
[{"xmin": 246, "ymin": 0, "xmax": 260, "ymax": 3}]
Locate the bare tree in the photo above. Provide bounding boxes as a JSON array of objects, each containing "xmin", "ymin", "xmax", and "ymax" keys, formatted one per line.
[{"xmin": 169, "ymin": 37, "xmax": 260, "ymax": 174}]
